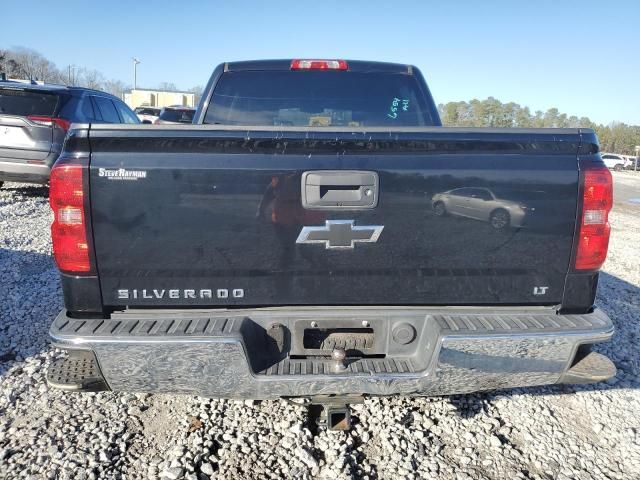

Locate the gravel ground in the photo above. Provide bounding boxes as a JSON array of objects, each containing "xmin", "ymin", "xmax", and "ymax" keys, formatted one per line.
[{"xmin": 1, "ymin": 177, "xmax": 639, "ymax": 480}]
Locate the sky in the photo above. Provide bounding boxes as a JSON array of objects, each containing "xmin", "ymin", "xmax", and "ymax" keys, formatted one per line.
[{"xmin": 2, "ymin": 0, "xmax": 639, "ymax": 125}]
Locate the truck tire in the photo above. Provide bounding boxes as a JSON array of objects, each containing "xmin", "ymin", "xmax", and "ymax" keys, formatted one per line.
[
  {"xmin": 614, "ymin": 164, "xmax": 623, "ymax": 172},
  {"xmin": 433, "ymin": 201, "xmax": 447, "ymax": 216},
  {"xmin": 490, "ymin": 209, "xmax": 510, "ymax": 230}
]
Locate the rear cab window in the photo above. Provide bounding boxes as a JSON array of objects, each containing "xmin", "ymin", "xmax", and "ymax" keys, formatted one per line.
[
  {"xmin": 0, "ymin": 88, "xmax": 60, "ymax": 116},
  {"xmin": 204, "ymin": 70, "xmax": 435, "ymax": 127}
]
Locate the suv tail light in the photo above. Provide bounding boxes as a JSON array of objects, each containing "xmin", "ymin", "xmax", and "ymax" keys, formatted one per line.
[
  {"xmin": 291, "ymin": 59, "xmax": 348, "ymax": 70},
  {"xmin": 574, "ymin": 163, "xmax": 612, "ymax": 270},
  {"xmin": 27, "ymin": 115, "xmax": 72, "ymax": 131},
  {"xmin": 50, "ymin": 156, "xmax": 94, "ymax": 273}
]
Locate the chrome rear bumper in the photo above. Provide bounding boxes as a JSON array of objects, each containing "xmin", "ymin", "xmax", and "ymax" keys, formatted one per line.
[{"xmin": 48, "ymin": 307, "xmax": 615, "ymax": 399}]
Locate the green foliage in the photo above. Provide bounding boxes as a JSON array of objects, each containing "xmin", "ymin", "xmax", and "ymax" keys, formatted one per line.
[{"xmin": 438, "ymin": 99, "xmax": 640, "ymax": 155}]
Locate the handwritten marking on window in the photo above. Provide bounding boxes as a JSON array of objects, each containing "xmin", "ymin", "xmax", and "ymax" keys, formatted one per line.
[{"xmin": 388, "ymin": 98, "xmax": 410, "ymax": 119}]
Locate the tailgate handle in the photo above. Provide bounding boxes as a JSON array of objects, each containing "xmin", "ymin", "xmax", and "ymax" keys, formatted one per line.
[{"xmin": 302, "ymin": 171, "xmax": 379, "ymax": 209}]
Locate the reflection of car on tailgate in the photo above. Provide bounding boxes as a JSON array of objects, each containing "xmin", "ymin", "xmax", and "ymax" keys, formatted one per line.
[{"xmin": 432, "ymin": 187, "xmax": 529, "ymax": 229}]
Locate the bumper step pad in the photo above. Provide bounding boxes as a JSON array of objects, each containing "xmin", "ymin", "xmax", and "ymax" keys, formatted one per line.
[
  {"xmin": 259, "ymin": 357, "xmax": 416, "ymax": 376},
  {"xmin": 46, "ymin": 350, "xmax": 108, "ymax": 392}
]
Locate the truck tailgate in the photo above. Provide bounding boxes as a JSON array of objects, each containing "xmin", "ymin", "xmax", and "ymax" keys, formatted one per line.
[{"xmin": 87, "ymin": 127, "xmax": 581, "ymax": 308}]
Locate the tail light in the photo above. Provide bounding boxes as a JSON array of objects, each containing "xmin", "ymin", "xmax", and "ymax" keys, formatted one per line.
[
  {"xmin": 50, "ymin": 157, "xmax": 94, "ymax": 273},
  {"xmin": 291, "ymin": 59, "xmax": 348, "ymax": 70},
  {"xmin": 27, "ymin": 115, "xmax": 72, "ymax": 131},
  {"xmin": 574, "ymin": 164, "xmax": 612, "ymax": 270}
]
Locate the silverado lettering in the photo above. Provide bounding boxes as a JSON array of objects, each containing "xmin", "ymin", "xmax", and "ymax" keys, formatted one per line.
[{"xmin": 117, "ymin": 289, "xmax": 245, "ymax": 299}]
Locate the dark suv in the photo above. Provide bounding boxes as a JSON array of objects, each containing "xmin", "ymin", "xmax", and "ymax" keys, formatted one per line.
[{"xmin": 0, "ymin": 82, "xmax": 139, "ymax": 189}]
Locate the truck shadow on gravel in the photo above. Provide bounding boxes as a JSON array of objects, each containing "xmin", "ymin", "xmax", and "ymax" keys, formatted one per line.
[
  {"xmin": 447, "ymin": 270, "xmax": 640, "ymax": 419},
  {"xmin": 0, "ymin": 247, "xmax": 61, "ymax": 378},
  {"xmin": 0, "ymin": 183, "xmax": 49, "ymax": 200}
]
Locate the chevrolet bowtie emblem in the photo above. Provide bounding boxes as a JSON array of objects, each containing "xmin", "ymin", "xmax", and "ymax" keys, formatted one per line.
[{"xmin": 296, "ymin": 220, "xmax": 384, "ymax": 249}]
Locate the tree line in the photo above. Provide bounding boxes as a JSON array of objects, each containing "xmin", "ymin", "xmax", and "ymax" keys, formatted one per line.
[
  {"xmin": 438, "ymin": 98, "xmax": 640, "ymax": 156},
  {"xmin": 0, "ymin": 47, "xmax": 203, "ymax": 104}
]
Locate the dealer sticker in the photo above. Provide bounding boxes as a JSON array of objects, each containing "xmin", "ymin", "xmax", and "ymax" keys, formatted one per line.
[{"xmin": 98, "ymin": 168, "xmax": 147, "ymax": 181}]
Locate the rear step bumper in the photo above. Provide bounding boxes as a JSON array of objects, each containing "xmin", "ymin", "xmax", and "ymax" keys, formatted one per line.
[{"xmin": 48, "ymin": 307, "xmax": 615, "ymax": 399}]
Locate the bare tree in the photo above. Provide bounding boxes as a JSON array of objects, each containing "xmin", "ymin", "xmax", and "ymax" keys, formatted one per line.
[
  {"xmin": 103, "ymin": 79, "xmax": 129, "ymax": 100},
  {"xmin": 7, "ymin": 47, "xmax": 63, "ymax": 83},
  {"xmin": 188, "ymin": 85, "xmax": 204, "ymax": 105},
  {"xmin": 77, "ymin": 68, "xmax": 105, "ymax": 90},
  {"xmin": 157, "ymin": 82, "xmax": 178, "ymax": 91}
]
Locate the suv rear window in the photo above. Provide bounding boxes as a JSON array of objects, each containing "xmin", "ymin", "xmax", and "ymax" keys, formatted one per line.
[
  {"xmin": 159, "ymin": 109, "xmax": 195, "ymax": 123},
  {"xmin": 94, "ymin": 97, "xmax": 120, "ymax": 123},
  {"xmin": 135, "ymin": 107, "xmax": 161, "ymax": 115},
  {"xmin": 0, "ymin": 88, "xmax": 59, "ymax": 116},
  {"xmin": 204, "ymin": 71, "xmax": 434, "ymax": 127}
]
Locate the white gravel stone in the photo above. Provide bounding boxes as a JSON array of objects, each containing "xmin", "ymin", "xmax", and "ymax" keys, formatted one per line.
[
  {"xmin": 200, "ymin": 462, "xmax": 214, "ymax": 476},
  {"xmin": 488, "ymin": 435, "xmax": 502, "ymax": 448}
]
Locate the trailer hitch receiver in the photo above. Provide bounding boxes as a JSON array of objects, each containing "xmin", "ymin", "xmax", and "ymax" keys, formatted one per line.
[{"xmin": 309, "ymin": 395, "xmax": 364, "ymax": 431}]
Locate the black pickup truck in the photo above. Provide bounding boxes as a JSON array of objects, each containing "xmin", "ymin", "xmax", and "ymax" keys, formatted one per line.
[{"xmin": 47, "ymin": 59, "xmax": 615, "ymax": 429}]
